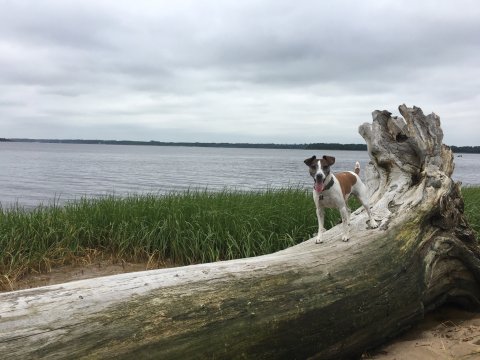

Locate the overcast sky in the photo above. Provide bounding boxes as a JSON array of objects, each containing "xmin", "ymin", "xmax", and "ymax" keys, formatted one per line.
[{"xmin": 1, "ymin": 0, "xmax": 479, "ymax": 145}]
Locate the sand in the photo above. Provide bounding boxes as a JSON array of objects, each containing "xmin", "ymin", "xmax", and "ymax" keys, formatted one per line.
[
  {"xmin": 364, "ymin": 307, "xmax": 480, "ymax": 360},
  {"xmin": 5, "ymin": 260, "xmax": 162, "ymax": 291}
]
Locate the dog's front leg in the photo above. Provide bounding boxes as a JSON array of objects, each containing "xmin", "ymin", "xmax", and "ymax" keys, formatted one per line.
[
  {"xmin": 340, "ymin": 206, "xmax": 350, "ymax": 241},
  {"xmin": 316, "ymin": 206, "xmax": 325, "ymax": 243},
  {"xmin": 313, "ymin": 193, "xmax": 325, "ymax": 244}
]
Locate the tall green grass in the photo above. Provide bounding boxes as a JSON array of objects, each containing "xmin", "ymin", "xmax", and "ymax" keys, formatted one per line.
[
  {"xmin": 462, "ymin": 186, "xmax": 480, "ymax": 237},
  {"xmin": 0, "ymin": 188, "xmax": 333, "ymax": 288},
  {"xmin": 0, "ymin": 187, "xmax": 478, "ymax": 290}
]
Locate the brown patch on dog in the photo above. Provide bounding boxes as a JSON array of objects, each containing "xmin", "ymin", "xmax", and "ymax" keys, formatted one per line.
[
  {"xmin": 322, "ymin": 155, "xmax": 336, "ymax": 166},
  {"xmin": 304, "ymin": 155, "xmax": 317, "ymax": 167},
  {"xmin": 304, "ymin": 155, "xmax": 336, "ymax": 170},
  {"xmin": 335, "ymin": 172, "xmax": 357, "ymax": 200}
]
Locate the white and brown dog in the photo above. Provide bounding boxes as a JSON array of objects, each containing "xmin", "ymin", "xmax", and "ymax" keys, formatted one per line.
[{"xmin": 304, "ymin": 155, "xmax": 378, "ymax": 243}]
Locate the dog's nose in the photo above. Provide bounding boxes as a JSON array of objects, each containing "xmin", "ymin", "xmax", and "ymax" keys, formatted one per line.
[{"xmin": 315, "ymin": 173, "xmax": 324, "ymax": 182}]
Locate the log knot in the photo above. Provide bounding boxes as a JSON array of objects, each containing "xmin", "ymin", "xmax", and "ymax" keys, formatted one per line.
[{"xmin": 431, "ymin": 183, "xmax": 464, "ymax": 230}]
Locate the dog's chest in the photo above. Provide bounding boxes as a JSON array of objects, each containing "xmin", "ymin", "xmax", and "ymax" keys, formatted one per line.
[{"xmin": 317, "ymin": 190, "xmax": 344, "ymax": 208}]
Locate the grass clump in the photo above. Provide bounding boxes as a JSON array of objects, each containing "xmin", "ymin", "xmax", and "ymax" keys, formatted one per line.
[
  {"xmin": 462, "ymin": 186, "xmax": 480, "ymax": 237},
  {"xmin": 0, "ymin": 188, "xmax": 333, "ymax": 289}
]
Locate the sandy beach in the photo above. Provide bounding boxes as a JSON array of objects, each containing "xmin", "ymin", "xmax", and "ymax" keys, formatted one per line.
[{"xmin": 365, "ymin": 307, "xmax": 480, "ymax": 360}]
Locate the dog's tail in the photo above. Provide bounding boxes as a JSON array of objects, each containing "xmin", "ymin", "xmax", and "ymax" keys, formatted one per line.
[{"xmin": 354, "ymin": 161, "xmax": 361, "ymax": 175}]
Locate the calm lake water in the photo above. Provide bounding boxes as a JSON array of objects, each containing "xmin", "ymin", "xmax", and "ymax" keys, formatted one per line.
[{"xmin": 0, "ymin": 142, "xmax": 478, "ymax": 208}]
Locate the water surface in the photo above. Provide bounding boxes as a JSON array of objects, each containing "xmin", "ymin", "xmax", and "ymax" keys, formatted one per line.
[{"xmin": 0, "ymin": 142, "xmax": 477, "ymax": 208}]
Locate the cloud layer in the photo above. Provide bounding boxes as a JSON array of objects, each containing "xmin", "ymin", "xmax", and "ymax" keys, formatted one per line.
[{"xmin": 1, "ymin": 0, "xmax": 479, "ymax": 145}]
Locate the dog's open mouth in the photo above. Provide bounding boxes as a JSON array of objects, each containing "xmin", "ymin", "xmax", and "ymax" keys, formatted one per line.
[{"xmin": 314, "ymin": 181, "xmax": 325, "ymax": 192}]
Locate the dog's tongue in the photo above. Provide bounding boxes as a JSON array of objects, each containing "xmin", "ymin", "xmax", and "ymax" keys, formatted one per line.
[{"xmin": 315, "ymin": 182, "xmax": 325, "ymax": 192}]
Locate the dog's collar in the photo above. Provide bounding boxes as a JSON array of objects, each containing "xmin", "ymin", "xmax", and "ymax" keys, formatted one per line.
[{"xmin": 324, "ymin": 177, "xmax": 335, "ymax": 191}]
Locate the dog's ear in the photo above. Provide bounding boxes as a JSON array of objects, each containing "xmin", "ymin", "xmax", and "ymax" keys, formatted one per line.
[
  {"xmin": 304, "ymin": 155, "xmax": 317, "ymax": 167},
  {"xmin": 323, "ymin": 155, "xmax": 336, "ymax": 166}
]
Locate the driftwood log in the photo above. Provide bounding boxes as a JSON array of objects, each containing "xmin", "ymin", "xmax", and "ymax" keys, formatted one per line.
[{"xmin": 0, "ymin": 105, "xmax": 478, "ymax": 359}]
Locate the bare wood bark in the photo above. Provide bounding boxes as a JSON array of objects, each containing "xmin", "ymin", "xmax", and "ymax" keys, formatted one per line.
[{"xmin": 0, "ymin": 105, "xmax": 478, "ymax": 359}]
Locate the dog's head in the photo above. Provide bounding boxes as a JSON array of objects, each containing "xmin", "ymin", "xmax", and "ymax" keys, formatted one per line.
[{"xmin": 304, "ymin": 155, "xmax": 335, "ymax": 192}]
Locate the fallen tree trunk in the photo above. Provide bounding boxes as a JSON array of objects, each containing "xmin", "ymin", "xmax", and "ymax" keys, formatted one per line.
[{"xmin": 0, "ymin": 105, "xmax": 478, "ymax": 359}]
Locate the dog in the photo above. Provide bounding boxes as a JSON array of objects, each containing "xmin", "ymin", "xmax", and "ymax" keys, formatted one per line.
[{"xmin": 304, "ymin": 155, "xmax": 378, "ymax": 243}]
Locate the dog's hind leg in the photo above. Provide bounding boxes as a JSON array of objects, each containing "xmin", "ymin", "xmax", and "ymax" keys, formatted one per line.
[
  {"xmin": 366, "ymin": 206, "xmax": 378, "ymax": 228},
  {"xmin": 356, "ymin": 188, "xmax": 378, "ymax": 229}
]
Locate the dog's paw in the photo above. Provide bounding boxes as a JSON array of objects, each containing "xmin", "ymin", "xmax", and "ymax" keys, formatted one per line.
[
  {"xmin": 314, "ymin": 229, "xmax": 325, "ymax": 244},
  {"xmin": 342, "ymin": 234, "xmax": 349, "ymax": 242},
  {"xmin": 369, "ymin": 219, "xmax": 379, "ymax": 229}
]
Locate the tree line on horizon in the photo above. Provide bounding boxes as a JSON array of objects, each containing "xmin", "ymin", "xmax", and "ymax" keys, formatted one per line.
[{"xmin": 2, "ymin": 138, "xmax": 479, "ymax": 153}]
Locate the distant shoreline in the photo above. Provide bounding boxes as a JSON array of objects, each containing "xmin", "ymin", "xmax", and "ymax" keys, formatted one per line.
[{"xmin": 3, "ymin": 138, "xmax": 480, "ymax": 153}]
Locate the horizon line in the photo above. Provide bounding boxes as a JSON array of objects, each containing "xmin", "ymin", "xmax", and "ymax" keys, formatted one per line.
[{"xmin": 1, "ymin": 137, "xmax": 479, "ymax": 151}]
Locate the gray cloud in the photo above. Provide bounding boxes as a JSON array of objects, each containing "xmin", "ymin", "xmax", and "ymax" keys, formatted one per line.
[{"xmin": 0, "ymin": 0, "xmax": 479, "ymax": 145}]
